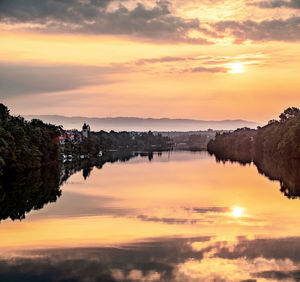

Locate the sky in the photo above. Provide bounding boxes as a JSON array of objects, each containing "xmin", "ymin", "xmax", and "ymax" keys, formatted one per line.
[{"xmin": 0, "ymin": 0, "xmax": 300, "ymax": 122}]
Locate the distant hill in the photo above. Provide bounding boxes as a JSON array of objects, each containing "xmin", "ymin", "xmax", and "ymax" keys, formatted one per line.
[{"xmin": 24, "ymin": 115, "xmax": 260, "ymax": 132}]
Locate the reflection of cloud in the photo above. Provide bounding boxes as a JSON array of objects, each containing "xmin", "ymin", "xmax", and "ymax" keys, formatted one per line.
[
  {"xmin": 2, "ymin": 236, "xmax": 300, "ymax": 281},
  {"xmin": 0, "ymin": 236, "xmax": 210, "ymax": 281},
  {"xmin": 254, "ymin": 269, "xmax": 300, "ymax": 280},
  {"xmin": 176, "ymin": 256, "xmax": 298, "ymax": 281},
  {"xmin": 28, "ymin": 191, "xmax": 135, "ymax": 220},
  {"xmin": 175, "ymin": 236, "xmax": 300, "ymax": 281},
  {"xmin": 111, "ymin": 269, "xmax": 161, "ymax": 281},
  {"xmin": 135, "ymin": 205, "xmax": 231, "ymax": 225},
  {"xmin": 213, "ymin": 237, "xmax": 300, "ymax": 262},
  {"xmin": 136, "ymin": 214, "xmax": 207, "ymax": 225}
]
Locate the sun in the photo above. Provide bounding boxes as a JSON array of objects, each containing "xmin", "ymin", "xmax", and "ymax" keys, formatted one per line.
[
  {"xmin": 229, "ymin": 62, "xmax": 244, "ymax": 74},
  {"xmin": 232, "ymin": 206, "xmax": 244, "ymax": 218}
]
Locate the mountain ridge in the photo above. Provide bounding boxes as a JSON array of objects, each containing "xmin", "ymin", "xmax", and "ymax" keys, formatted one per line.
[{"xmin": 24, "ymin": 115, "xmax": 260, "ymax": 131}]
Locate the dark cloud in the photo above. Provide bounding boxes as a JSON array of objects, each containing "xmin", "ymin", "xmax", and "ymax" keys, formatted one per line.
[
  {"xmin": 0, "ymin": 0, "xmax": 112, "ymax": 23},
  {"xmin": 190, "ymin": 66, "xmax": 227, "ymax": 73},
  {"xmin": 188, "ymin": 206, "xmax": 229, "ymax": 213},
  {"xmin": 213, "ymin": 16, "xmax": 300, "ymax": 43},
  {"xmin": 0, "ymin": 62, "xmax": 118, "ymax": 97},
  {"xmin": 134, "ymin": 55, "xmax": 215, "ymax": 66},
  {"xmin": 134, "ymin": 56, "xmax": 229, "ymax": 73},
  {"xmin": 135, "ymin": 56, "xmax": 190, "ymax": 65},
  {"xmin": 0, "ymin": 0, "xmax": 211, "ymax": 44},
  {"xmin": 1, "ymin": 0, "xmax": 300, "ymax": 44},
  {"xmin": 252, "ymin": 0, "xmax": 300, "ymax": 9}
]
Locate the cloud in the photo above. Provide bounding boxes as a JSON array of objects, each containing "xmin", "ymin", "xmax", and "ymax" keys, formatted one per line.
[
  {"xmin": 2, "ymin": 0, "xmax": 300, "ymax": 44},
  {"xmin": 189, "ymin": 66, "xmax": 227, "ymax": 73},
  {"xmin": 0, "ymin": 62, "xmax": 119, "ymax": 97},
  {"xmin": 0, "ymin": 0, "xmax": 112, "ymax": 23},
  {"xmin": 134, "ymin": 55, "xmax": 229, "ymax": 73},
  {"xmin": 213, "ymin": 16, "xmax": 300, "ymax": 43},
  {"xmin": 132, "ymin": 53, "xmax": 267, "ymax": 73},
  {"xmin": 188, "ymin": 207, "xmax": 229, "ymax": 213},
  {"xmin": 252, "ymin": 0, "xmax": 300, "ymax": 9},
  {"xmin": 0, "ymin": 0, "xmax": 211, "ymax": 44},
  {"xmin": 134, "ymin": 56, "xmax": 192, "ymax": 65}
]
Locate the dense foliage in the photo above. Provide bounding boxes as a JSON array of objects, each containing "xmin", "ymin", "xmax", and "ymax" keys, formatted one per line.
[
  {"xmin": 94, "ymin": 130, "xmax": 172, "ymax": 151},
  {"xmin": 254, "ymin": 107, "xmax": 300, "ymax": 159},
  {"xmin": 207, "ymin": 107, "xmax": 300, "ymax": 162},
  {"xmin": 63, "ymin": 130, "xmax": 172, "ymax": 159},
  {"xmin": 207, "ymin": 128, "xmax": 256, "ymax": 163},
  {"xmin": 0, "ymin": 104, "xmax": 60, "ymax": 175}
]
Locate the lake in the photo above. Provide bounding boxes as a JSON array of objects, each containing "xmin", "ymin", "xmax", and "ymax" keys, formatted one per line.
[{"xmin": 1, "ymin": 151, "xmax": 300, "ymax": 281}]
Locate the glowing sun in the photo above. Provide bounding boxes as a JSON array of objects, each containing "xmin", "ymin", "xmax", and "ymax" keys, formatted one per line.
[
  {"xmin": 230, "ymin": 62, "xmax": 244, "ymax": 74},
  {"xmin": 232, "ymin": 206, "xmax": 244, "ymax": 218}
]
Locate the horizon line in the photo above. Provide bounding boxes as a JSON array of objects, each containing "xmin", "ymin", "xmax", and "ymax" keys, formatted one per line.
[{"xmin": 22, "ymin": 114, "xmax": 260, "ymax": 124}]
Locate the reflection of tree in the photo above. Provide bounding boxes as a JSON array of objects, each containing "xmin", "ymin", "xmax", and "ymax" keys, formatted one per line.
[
  {"xmin": 0, "ymin": 163, "xmax": 62, "ymax": 221},
  {"xmin": 0, "ymin": 151, "xmax": 155, "ymax": 222},
  {"xmin": 61, "ymin": 150, "xmax": 139, "ymax": 182},
  {"xmin": 254, "ymin": 156, "xmax": 300, "ymax": 199},
  {"xmin": 212, "ymin": 153, "xmax": 300, "ymax": 199}
]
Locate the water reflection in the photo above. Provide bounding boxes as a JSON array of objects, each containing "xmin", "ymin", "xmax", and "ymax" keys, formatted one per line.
[
  {"xmin": 1, "ymin": 151, "xmax": 300, "ymax": 281},
  {"xmin": 212, "ymin": 153, "xmax": 300, "ymax": 199},
  {"xmin": 0, "ymin": 151, "xmax": 144, "ymax": 222},
  {"xmin": 61, "ymin": 150, "xmax": 140, "ymax": 182},
  {"xmin": 2, "ymin": 236, "xmax": 300, "ymax": 281},
  {"xmin": 254, "ymin": 156, "xmax": 300, "ymax": 199},
  {"xmin": 0, "ymin": 164, "xmax": 61, "ymax": 221}
]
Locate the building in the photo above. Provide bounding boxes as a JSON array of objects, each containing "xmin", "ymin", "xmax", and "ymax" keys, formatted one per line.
[{"xmin": 82, "ymin": 123, "xmax": 90, "ymax": 138}]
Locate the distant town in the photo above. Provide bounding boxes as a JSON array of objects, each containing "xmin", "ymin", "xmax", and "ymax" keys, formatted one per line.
[{"xmin": 55, "ymin": 122, "xmax": 233, "ymax": 161}]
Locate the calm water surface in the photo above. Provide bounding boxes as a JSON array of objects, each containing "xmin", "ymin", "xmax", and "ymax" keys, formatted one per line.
[{"xmin": 1, "ymin": 151, "xmax": 300, "ymax": 281}]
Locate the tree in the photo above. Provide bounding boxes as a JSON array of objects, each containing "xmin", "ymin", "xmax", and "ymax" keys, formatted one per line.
[{"xmin": 279, "ymin": 107, "xmax": 300, "ymax": 122}]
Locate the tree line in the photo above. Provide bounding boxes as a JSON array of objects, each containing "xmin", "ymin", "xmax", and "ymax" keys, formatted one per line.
[
  {"xmin": 62, "ymin": 130, "xmax": 172, "ymax": 159},
  {"xmin": 0, "ymin": 103, "xmax": 173, "ymax": 175},
  {"xmin": 207, "ymin": 107, "xmax": 300, "ymax": 162},
  {"xmin": 0, "ymin": 104, "xmax": 60, "ymax": 176}
]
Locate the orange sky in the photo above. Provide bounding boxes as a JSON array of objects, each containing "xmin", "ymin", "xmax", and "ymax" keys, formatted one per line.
[{"xmin": 1, "ymin": 0, "xmax": 300, "ymax": 122}]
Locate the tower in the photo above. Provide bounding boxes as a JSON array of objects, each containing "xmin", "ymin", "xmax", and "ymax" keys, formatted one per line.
[{"xmin": 82, "ymin": 123, "xmax": 90, "ymax": 138}]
